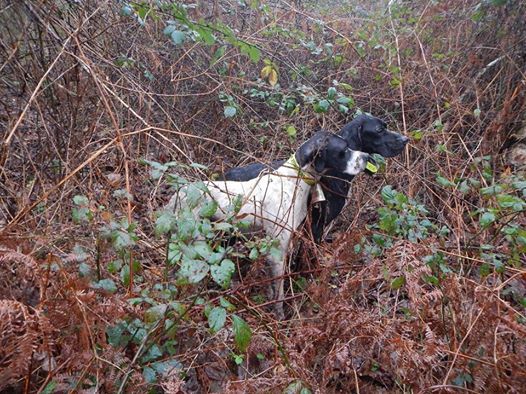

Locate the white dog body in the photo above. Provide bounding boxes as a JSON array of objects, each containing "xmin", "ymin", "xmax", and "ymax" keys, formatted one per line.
[{"xmin": 168, "ymin": 132, "xmax": 368, "ymax": 317}]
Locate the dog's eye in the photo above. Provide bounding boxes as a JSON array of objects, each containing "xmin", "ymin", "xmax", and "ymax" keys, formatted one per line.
[{"xmin": 375, "ymin": 126, "xmax": 384, "ymax": 133}]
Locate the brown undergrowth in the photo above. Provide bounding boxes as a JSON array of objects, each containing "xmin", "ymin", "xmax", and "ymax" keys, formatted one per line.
[{"xmin": 1, "ymin": 0, "xmax": 525, "ymax": 392}]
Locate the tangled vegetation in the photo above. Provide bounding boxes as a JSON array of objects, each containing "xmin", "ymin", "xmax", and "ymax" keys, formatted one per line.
[{"xmin": 0, "ymin": 0, "xmax": 525, "ymax": 392}]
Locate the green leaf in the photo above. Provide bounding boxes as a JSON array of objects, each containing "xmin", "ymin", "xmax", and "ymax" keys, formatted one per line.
[
  {"xmin": 436, "ymin": 174, "xmax": 455, "ymax": 188},
  {"xmin": 211, "ymin": 259, "xmax": 235, "ymax": 288},
  {"xmin": 390, "ymin": 276, "xmax": 406, "ymax": 290},
  {"xmin": 284, "ymin": 381, "xmax": 312, "ymax": 394},
  {"xmin": 41, "ymin": 381, "xmax": 57, "ymax": 394},
  {"xmin": 193, "ymin": 241, "xmax": 213, "ymax": 260},
  {"xmin": 179, "ymin": 259, "xmax": 209, "ymax": 283},
  {"xmin": 208, "ymin": 307, "xmax": 227, "ymax": 333},
  {"xmin": 496, "ymin": 194, "xmax": 525, "ymax": 211},
  {"xmin": 171, "ymin": 30, "xmax": 186, "ymax": 45},
  {"xmin": 411, "ymin": 130, "xmax": 423, "ymax": 141},
  {"xmin": 240, "ymin": 43, "xmax": 261, "ymax": 63},
  {"xmin": 156, "ymin": 211, "xmax": 177, "ymax": 235},
  {"xmin": 120, "ymin": 265, "xmax": 130, "ymax": 287},
  {"xmin": 143, "ymin": 366, "xmax": 157, "ymax": 383},
  {"xmin": 214, "ymin": 222, "xmax": 233, "ymax": 232},
  {"xmin": 151, "ymin": 359, "xmax": 182, "ymax": 377},
  {"xmin": 199, "ymin": 199, "xmax": 218, "ymax": 218},
  {"xmin": 228, "ymin": 194, "xmax": 243, "ymax": 214},
  {"xmin": 220, "ymin": 296, "xmax": 236, "ymax": 311},
  {"xmin": 232, "ymin": 314, "xmax": 252, "ymax": 352},
  {"xmin": 511, "ymin": 180, "xmax": 526, "ymax": 191},
  {"xmin": 106, "ymin": 322, "xmax": 128, "ymax": 346},
  {"xmin": 327, "ymin": 87, "xmax": 337, "ymax": 99},
  {"xmin": 480, "ymin": 185, "xmax": 503, "ymax": 196},
  {"xmin": 167, "ymin": 242, "xmax": 182, "ymax": 265},
  {"xmin": 314, "ymin": 99, "xmax": 330, "ymax": 113},
  {"xmin": 285, "ymin": 125, "xmax": 297, "ymax": 138},
  {"xmin": 91, "ymin": 278, "xmax": 117, "ymax": 294},
  {"xmin": 196, "ymin": 26, "xmax": 215, "ymax": 45},
  {"xmin": 424, "ymin": 275, "xmax": 439, "ymax": 285},
  {"xmin": 145, "ymin": 304, "xmax": 168, "ymax": 323},
  {"xmin": 336, "ymin": 96, "xmax": 352, "ymax": 105},
  {"xmin": 163, "ymin": 25, "xmax": 176, "ymax": 36},
  {"xmin": 72, "ymin": 207, "xmax": 92, "ymax": 223},
  {"xmin": 479, "ymin": 263, "xmax": 491, "ymax": 278},
  {"xmin": 480, "ymin": 211, "xmax": 496, "ymax": 228},
  {"xmin": 381, "ymin": 185, "xmax": 397, "ymax": 204},
  {"xmin": 73, "ymin": 195, "xmax": 89, "ymax": 206},
  {"xmin": 249, "ymin": 247, "xmax": 259, "ymax": 260},
  {"xmin": 338, "ymin": 104, "xmax": 349, "ymax": 114},
  {"xmin": 185, "ymin": 183, "xmax": 204, "ymax": 209},
  {"xmin": 224, "ymin": 106, "xmax": 237, "ymax": 118}
]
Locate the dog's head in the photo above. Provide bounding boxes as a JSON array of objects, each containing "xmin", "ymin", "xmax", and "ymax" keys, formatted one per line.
[
  {"xmin": 296, "ymin": 131, "xmax": 369, "ymax": 176},
  {"xmin": 339, "ymin": 114, "xmax": 409, "ymax": 158}
]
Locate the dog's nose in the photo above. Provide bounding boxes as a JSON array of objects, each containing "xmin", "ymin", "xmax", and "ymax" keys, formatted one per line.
[{"xmin": 400, "ymin": 135, "xmax": 409, "ymax": 144}]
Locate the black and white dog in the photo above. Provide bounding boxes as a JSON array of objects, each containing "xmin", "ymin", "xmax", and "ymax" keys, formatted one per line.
[
  {"xmin": 224, "ymin": 114, "xmax": 409, "ymax": 242},
  {"xmin": 168, "ymin": 131, "xmax": 369, "ymax": 317}
]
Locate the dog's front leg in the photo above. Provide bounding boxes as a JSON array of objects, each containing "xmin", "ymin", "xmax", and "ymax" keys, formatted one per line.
[
  {"xmin": 267, "ymin": 233, "xmax": 291, "ymax": 320},
  {"xmin": 269, "ymin": 257, "xmax": 285, "ymax": 320}
]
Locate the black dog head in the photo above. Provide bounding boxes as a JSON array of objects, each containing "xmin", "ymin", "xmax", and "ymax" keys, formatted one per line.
[
  {"xmin": 339, "ymin": 114, "xmax": 409, "ymax": 158},
  {"xmin": 296, "ymin": 131, "xmax": 369, "ymax": 176}
]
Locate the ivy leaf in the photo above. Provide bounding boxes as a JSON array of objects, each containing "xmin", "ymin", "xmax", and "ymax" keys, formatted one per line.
[
  {"xmin": 211, "ymin": 259, "xmax": 235, "ymax": 288},
  {"xmin": 224, "ymin": 106, "xmax": 237, "ymax": 118},
  {"xmin": 208, "ymin": 307, "xmax": 227, "ymax": 333},
  {"xmin": 179, "ymin": 259, "xmax": 209, "ymax": 283},
  {"xmin": 232, "ymin": 314, "xmax": 252, "ymax": 352}
]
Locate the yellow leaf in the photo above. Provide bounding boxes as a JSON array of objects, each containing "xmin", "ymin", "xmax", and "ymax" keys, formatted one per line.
[
  {"xmin": 260, "ymin": 65, "xmax": 272, "ymax": 79},
  {"xmin": 268, "ymin": 69, "xmax": 278, "ymax": 86}
]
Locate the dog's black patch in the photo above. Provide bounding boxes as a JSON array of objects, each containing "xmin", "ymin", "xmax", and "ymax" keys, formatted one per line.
[{"xmin": 223, "ymin": 115, "xmax": 409, "ymax": 242}]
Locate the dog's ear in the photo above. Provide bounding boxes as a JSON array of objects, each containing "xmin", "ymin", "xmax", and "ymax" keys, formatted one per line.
[
  {"xmin": 339, "ymin": 116, "xmax": 364, "ymax": 149},
  {"xmin": 313, "ymin": 150, "xmax": 327, "ymax": 173},
  {"xmin": 297, "ymin": 131, "xmax": 329, "ymax": 167}
]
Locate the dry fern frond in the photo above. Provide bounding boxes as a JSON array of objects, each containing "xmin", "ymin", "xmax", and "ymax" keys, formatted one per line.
[
  {"xmin": 0, "ymin": 250, "xmax": 41, "ymax": 305},
  {"xmin": 0, "ymin": 300, "xmax": 39, "ymax": 390}
]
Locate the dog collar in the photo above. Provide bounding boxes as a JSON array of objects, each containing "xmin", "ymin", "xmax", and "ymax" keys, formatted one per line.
[{"xmin": 286, "ymin": 154, "xmax": 317, "ymax": 186}]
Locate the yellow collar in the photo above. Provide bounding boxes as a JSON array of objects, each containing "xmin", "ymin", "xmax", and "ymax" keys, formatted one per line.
[{"xmin": 285, "ymin": 154, "xmax": 316, "ymax": 186}]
